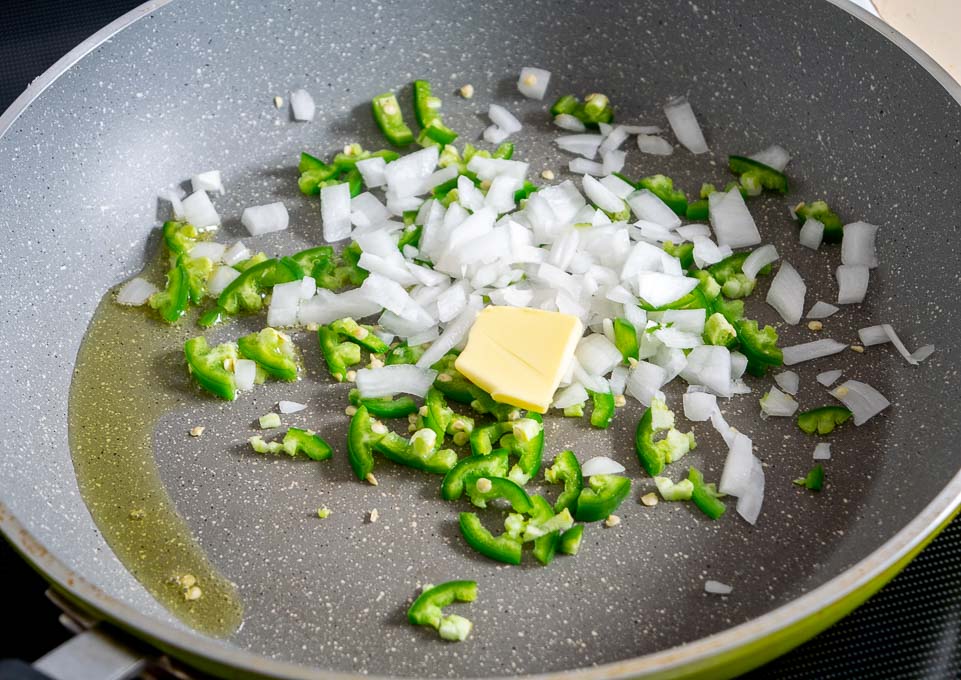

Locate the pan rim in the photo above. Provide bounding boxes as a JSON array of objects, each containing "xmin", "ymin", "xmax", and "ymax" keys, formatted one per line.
[{"xmin": 2, "ymin": 0, "xmax": 960, "ymax": 677}]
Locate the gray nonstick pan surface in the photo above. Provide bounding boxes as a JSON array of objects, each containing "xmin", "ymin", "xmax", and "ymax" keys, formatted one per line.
[{"xmin": 1, "ymin": 0, "xmax": 960, "ymax": 678}]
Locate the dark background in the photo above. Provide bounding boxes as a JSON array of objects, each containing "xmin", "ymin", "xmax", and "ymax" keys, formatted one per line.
[{"xmin": 1, "ymin": 1, "xmax": 960, "ymax": 677}]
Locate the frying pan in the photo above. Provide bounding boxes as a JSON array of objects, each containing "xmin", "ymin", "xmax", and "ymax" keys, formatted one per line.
[{"xmin": 2, "ymin": 0, "xmax": 960, "ymax": 677}]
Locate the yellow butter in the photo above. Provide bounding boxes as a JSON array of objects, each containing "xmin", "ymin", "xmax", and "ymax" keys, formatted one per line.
[{"xmin": 454, "ymin": 306, "xmax": 584, "ymax": 413}]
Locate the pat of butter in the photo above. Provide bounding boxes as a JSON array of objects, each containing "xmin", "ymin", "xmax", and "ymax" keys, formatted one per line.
[{"xmin": 455, "ymin": 306, "xmax": 584, "ymax": 413}]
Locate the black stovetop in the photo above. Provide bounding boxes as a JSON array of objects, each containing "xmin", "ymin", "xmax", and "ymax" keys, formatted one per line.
[{"xmin": 1, "ymin": 1, "xmax": 959, "ymax": 678}]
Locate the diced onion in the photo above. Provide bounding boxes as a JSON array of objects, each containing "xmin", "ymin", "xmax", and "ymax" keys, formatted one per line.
[
  {"xmin": 813, "ymin": 443, "xmax": 832, "ymax": 460},
  {"xmin": 774, "ymin": 371, "xmax": 799, "ymax": 395},
  {"xmin": 488, "ymin": 104, "xmax": 522, "ymax": 134},
  {"xmin": 680, "ymin": 345, "xmax": 732, "ymax": 397},
  {"xmin": 553, "ymin": 382, "xmax": 589, "ymax": 409},
  {"xmin": 188, "ymin": 241, "xmax": 225, "ymax": 263},
  {"xmin": 321, "ymin": 183, "xmax": 352, "ymax": 242},
  {"xmin": 356, "ymin": 157, "xmax": 387, "ymax": 188},
  {"xmin": 742, "ymin": 244, "xmax": 779, "ymax": 281},
  {"xmin": 598, "ymin": 126, "xmax": 629, "ymax": 156},
  {"xmin": 207, "ymin": 266, "xmax": 241, "ymax": 296},
  {"xmin": 582, "ymin": 456, "xmax": 626, "ymax": 476},
  {"xmin": 575, "ymin": 334, "xmax": 623, "ymax": 376},
  {"xmin": 663, "ymin": 96, "xmax": 709, "ymax": 154},
  {"xmin": 517, "ymin": 67, "xmax": 551, "ymax": 99},
  {"xmin": 241, "ymin": 202, "xmax": 289, "ymax": 236},
  {"xmin": 234, "ymin": 359, "xmax": 257, "ymax": 392},
  {"xmin": 483, "ymin": 125, "xmax": 511, "ymax": 145},
  {"xmin": 705, "ymin": 580, "xmax": 733, "ymax": 595},
  {"xmin": 599, "ymin": 174, "xmax": 635, "ymax": 199},
  {"xmin": 582, "ymin": 175, "xmax": 624, "ymax": 214},
  {"xmin": 760, "ymin": 386, "xmax": 798, "ymax": 417},
  {"xmin": 600, "ymin": 149, "xmax": 626, "ymax": 175},
  {"xmin": 782, "ymin": 339, "xmax": 848, "ymax": 365},
  {"xmin": 766, "ymin": 261, "xmax": 806, "ymax": 325},
  {"xmin": 290, "ymin": 88, "xmax": 316, "ymax": 121},
  {"xmin": 182, "ymin": 190, "xmax": 221, "ymax": 228},
  {"xmin": 555, "ymin": 134, "xmax": 603, "ymax": 159},
  {"xmin": 806, "ymin": 301, "xmax": 839, "ymax": 319},
  {"xmin": 799, "ymin": 218, "xmax": 824, "ymax": 250},
  {"xmin": 636, "ymin": 273, "xmax": 698, "ymax": 308},
  {"xmin": 625, "ymin": 361, "xmax": 667, "ymax": 406},
  {"xmin": 881, "ymin": 324, "xmax": 934, "ymax": 366},
  {"xmin": 830, "ymin": 380, "xmax": 890, "ymax": 425},
  {"xmin": 279, "ymin": 400, "xmax": 307, "ymax": 414},
  {"xmin": 709, "ymin": 189, "xmax": 760, "ymax": 248},
  {"xmin": 116, "ymin": 277, "xmax": 158, "ymax": 306},
  {"xmin": 356, "ymin": 365, "xmax": 437, "ymax": 398},
  {"xmin": 816, "ymin": 369, "xmax": 842, "ymax": 386},
  {"xmin": 191, "ymin": 170, "xmax": 224, "ymax": 195},
  {"xmin": 637, "ymin": 134, "xmax": 674, "ymax": 155},
  {"xmin": 841, "ymin": 221, "xmax": 879, "ymax": 268},
  {"xmin": 627, "ymin": 189, "xmax": 681, "ymax": 229},
  {"xmin": 748, "ymin": 145, "xmax": 791, "ymax": 172},
  {"xmin": 683, "ymin": 391, "xmax": 717, "ymax": 421},
  {"xmin": 569, "ymin": 158, "xmax": 605, "ymax": 175},
  {"xmin": 857, "ymin": 325, "xmax": 889, "ymax": 347},
  {"xmin": 554, "ymin": 114, "xmax": 587, "ymax": 132},
  {"xmin": 415, "ymin": 300, "xmax": 482, "ymax": 370},
  {"xmin": 836, "ymin": 265, "xmax": 870, "ymax": 304}
]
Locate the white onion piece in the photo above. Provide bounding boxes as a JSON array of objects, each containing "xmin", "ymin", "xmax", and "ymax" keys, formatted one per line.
[
  {"xmin": 710, "ymin": 410, "xmax": 738, "ymax": 447},
  {"xmin": 680, "ymin": 345, "xmax": 733, "ymax": 397},
  {"xmin": 600, "ymin": 149, "xmax": 626, "ymax": 175},
  {"xmin": 599, "ymin": 174, "xmax": 635, "ymax": 199},
  {"xmin": 632, "ymin": 221, "xmax": 675, "ymax": 243},
  {"xmin": 663, "ymin": 96, "xmax": 709, "ymax": 154},
  {"xmin": 625, "ymin": 361, "xmax": 667, "ymax": 406},
  {"xmin": 242, "ymin": 202, "xmax": 289, "ymax": 236},
  {"xmin": 321, "ymin": 183, "xmax": 352, "ymax": 241},
  {"xmin": 662, "ymin": 309, "xmax": 706, "ymax": 334},
  {"xmin": 267, "ymin": 280, "xmax": 302, "ymax": 327},
  {"xmin": 637, "ymin": 134, "xmax": 674, "ymax": 155},
  {"xmin": 599, "ymin": 126, "xmax": 629, "ymax": 155},
  {"xmin": 553, "ymin": 382, "xmax": 589, "ymax": 409},
  {"xmin": 356, "ymin": 365, "xmax": 437, "ymax": 399},
  {"xmin": 386, "ymin": 146, "xmax": 439, "ymax": 197},
  {"xmin": 182, "ymin": 190, "xmax": 221, "ymax": 228},
  {"xmin": 704, "ymin": 580, "xmax": 733, "ymax": 595},
  {"xmin": 289, "ymin": 88, "xmax": 316, "ymax": 121},
  {"xmin": 830, "ymin": 380, "xmax": 890, "ymax": 425},
  {"xmin": 719, "ymin": 433, "xmax": 754, "ymax": 497},
  {"xmin": 636, "ymin": 273, "xmax": 698, "ymax": 308},
  {"xmin": 627, "ymin": 189, "xmax": 681, "ymax": 229},
  {"xmin": 880, "ymin": 324, "xmax": 933, "ymax": 365},
  {"xmin": 555, "ymin": 134, "xmax": 603, "ymax": 159},
  {"xmin": 766, "ymin": 261, "xmax": 806, "ymax": 325},
  {"xmin": 207, "ymin": 266, "xmax": 240, "ymax": 296},
  {"xmin": 355, "ymin": 156, "xmax": 387, "ymax": 188},
  {"xmin": 407, "ymin": 327, "xmax": 440, "ymax": 347},
  {"xmin": 735, "ymin": 458, "xmax": 765, "ymax": 525},
  {"xmin": 841, "ymin": 221, "xmax": 879, "ymax": 268},
  {"xmin": 782, "ymin": 339, "xmax": 848, "ymax": 365},
  {"xmin": 582, "ymin": 175, "xmax": 624, "ymax": 214},
  {"xmin": 760, "ymin": 386, "xmax": 798, "ymax": 417},
  {"xmin": 358, "ymin": 253, "xmax": 417, "ymax": 286},
  {"xmin": 279, "ymin": 400, "xmax": 307, "ymax": 414},
  {"xmin": 485, "ymin": 175, "xmax": 521, "ymax": 214},
  {"xmin": 415, "ymin": 300, "xmax": 482, "ymax": 370},
  {"xmin": 517, "ymin": 67, "xmax": 551, "ymax": 99},
  {"xmin": 683, "ymin": 391, "xmax": 718, "ymax": 421},
  {"xmin": 158, "ymin": 187, "xmax": 185, "ymax": 219},
  {"xmin": 234, "ymin": 359, "xmax": 257, "ymax": 392},
  {"xmin": 620, "ymin": 124, "xmax": 662, "ymax": 135},
  {"xmin": 654, "ymin": 326, "xmax": 702, "ymax": 349},
  {"xmin": 813, "ymin": 443, "xmax": 832, "ymax": 460},
  {"xmin": 467, "ymin": 156, "xmax": 528, "ymax": 181},
  {"xmin": 732, "ymin": 380, "xmax": 751, "ymax": 395},
  {"xmin": 360, "ymin": 275, "xmax": 432, "ymax": 328},
  {"xmin": 575, "ymin": 334, "xmax": 623, "ymax": 376},
  {"xmin": 350, "ymin": 192, "xmax": 390, "ymax": 229},
  {"xmin": 488, "ymin": 104, "xmax": 522, "ymax": 134},
  {"xmin": 807, "ymin": 301, "xmax": 840, "ymax": 319},
  {"xmin": 816, "ymin": 369, "xmax": 843, "ymax": 386},
  {"xmin": 435, "ymin": 284, "xmax": 467, "ymax": 323},
  {"xmin": 483, "ymin": 125, "xmax": 510, "ymax": 145},
  {"xmin": 692, "ymin": 236, "xmax": 725, "ymax": 268},
  {"xmin": 191, "ymin": 170, "xmax": 224, "ymax": 195},
  {"xmin": 569, "ymin": 158, "xmax": 605, "ymax": 175},
  {"xmin": 911, "ymin": 345, "xmax": 936, "ymax": 363},
  {"xmin": 799, "ymin": 218, "xmax": 824, "ymax": 250},
  {"xmin": 836, "ymin": 265, "xmax": 870, "ymax": 304},
  {"xmin": 709, "ymin": 189, "xmax": 760, "ymax": 248},
  {"xmin": 857, "ymin": 325, "xmax": 889, "ymax": 347},
  {"xmin": 774, "ymin": 371, "xmax": 799, "ymax": 395},
  {"xmin": 609, "ymin": 365, "xmax": 629, "ymax": 396},
  {"xmin": 749, "ymin": 145, "xmax": 791, "ymax": 172},
  {"xmin": 730, "ymin": 351, "xmax": 748, "ymax": 381},
  {"xmin": 188, "ymin": 241, "xmax": 225, "ymax": 263},
  {"xmin": 221, "ymin": 241, "xmax": 250, "ymax": 267},
  {"xmin": 298, "ymin": 289, "xmax": 382, "ymax": 325},
  {"xmin": 582, "ymin": 456, "xmax": 626, "ymax": 477},
  {"xmin": 553, "ymin": 114, "xmax": 587, "ymax": 132},
  {"xmin": 675, "ymin": 224, "xmax": 712, "ymax": 241},
  {"xmin": 572, "ymin": 362, "xmax": 609, "ymax": 394},
  {"xmin": 116, "ymin": 277, "xmax": 158, "ymax": 306},
  {"xmin": 623, "ymin": 303, "xmax": 646, "ymax": 332},
  {"xmin": 741, "ymin": 245, "xmax": 779, "ymax": 281}
]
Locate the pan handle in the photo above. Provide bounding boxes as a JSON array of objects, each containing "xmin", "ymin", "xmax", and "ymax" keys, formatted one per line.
[{"xmin": 31, "ymin": 626, "xmax": 147, "ymax": 680}]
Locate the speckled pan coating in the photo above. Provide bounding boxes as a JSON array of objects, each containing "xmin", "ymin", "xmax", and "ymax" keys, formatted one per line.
[{"xmin": 1, "ymin": 0, "xmax": 961, "ymax": 677}]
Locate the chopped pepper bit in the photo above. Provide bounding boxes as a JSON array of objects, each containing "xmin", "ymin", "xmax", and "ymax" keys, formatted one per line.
[
  {"xmin": 259, "ymin": 413, "xmax": 282, "ymax": 429},
  {"xmin": 407, "ymin": 580, "xmax": 477, "ymax": 641},
  {"xmin": 317, "ymin": 506, "xmax": 331, "ymax": 519},
  {"xmin": 794, "ymin": 464, "xmax": 825, "ymax": 491},
  {"xmin": 796, "ymin": 406, "xmax": 852, "ymax": 435}
]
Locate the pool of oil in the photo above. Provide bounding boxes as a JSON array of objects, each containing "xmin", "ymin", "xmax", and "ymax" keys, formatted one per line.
[{"xmin": 68, "ymin": 288, "xmax": 243, "ymax": 637}]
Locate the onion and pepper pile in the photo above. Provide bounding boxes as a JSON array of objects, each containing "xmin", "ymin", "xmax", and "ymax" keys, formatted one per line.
[{"xmin": 114, "ymin": 68, "xmax": 934, "ymax": 641}]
